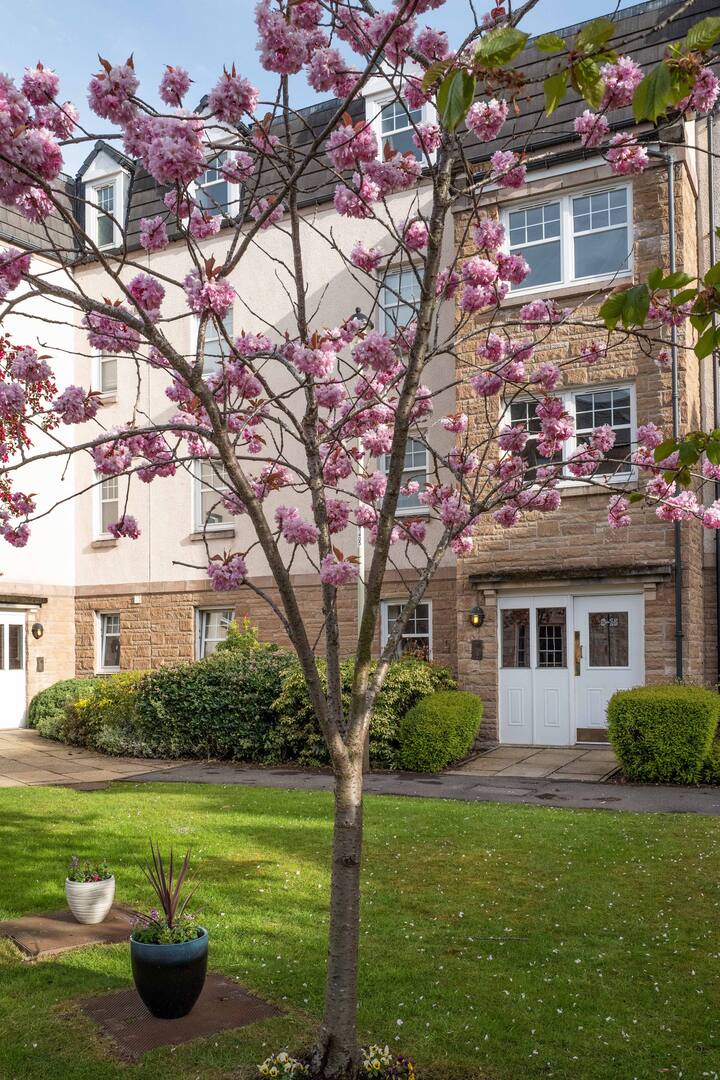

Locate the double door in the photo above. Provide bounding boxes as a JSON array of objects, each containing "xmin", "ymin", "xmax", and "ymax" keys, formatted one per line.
[{"xmin": 498, "ymin": 593, "xmax": 644, "ymax": 745}]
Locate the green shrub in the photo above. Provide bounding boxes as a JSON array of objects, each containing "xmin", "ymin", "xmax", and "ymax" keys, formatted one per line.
[
  {"xmin": 215, "ymin": 616, "xmax": 265, "ymax": 654},
  {"xmin": 133, "ymin": 647, "xmax": 294, "ymax": 761},
  {"xmin": 64, "ymin": 672, "xmax": 145, "ymax": 755},
  {"xmin": 28, "ymin": 677, "xmax": 104, "ymax": 739},
  {"xmin": 271, "ymin": 657, "xmax": 457, "ymax": 769},
  {"xmin": 700, "ymin": 741, "xmax": 720, "ymax": 784},
  {"xmin": 608, "ymin": 684, "xmax": 720, "ymax": 784},
  {"xmin": 399, "ymin": 691, "xmax": 482, "ymax": 773}
]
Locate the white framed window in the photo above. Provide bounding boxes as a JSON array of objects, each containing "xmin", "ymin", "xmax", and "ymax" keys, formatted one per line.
[
  {"xmin": 97, "ymin": 475, "xmax": 119, "ymax": 537},
  {"xmin": 196, "ymin": 608, "xmax": 234, "ymax": 658},
  {"xmin": 367, "ymin": 93, "xmax": 433, "ymax": 163},
  {"xmin": 505, "ymin": 383, "xmax": 636, "ymax": 482},
  {"xmin": 97, "ymin": 612, "xmax": 121, "ymax": 672},
  {"xmin": 381, "ymin": 599, "xmax": 432, "ymax": 659},
  {"xmin": 194, "ymin": 310, "xmax": 233, "ymax": 376},
  {"xmin": 193, "ymin": 149, "xmax": 239, "ymax": 218},
  {"xmin": 379, "ymin": 267, "xmax": 421, "ymax": 336},
  {"xmin": 94, "ymin": 351, "xmax": 118, "ymax": 396},
  {"xmin": 503, "ymin": 184, "xmax": 631, "ymax": 293},
  {"xmin": 194, "ymin": 459, "xmax": 232, "ymax": 531},
  {"xmin": 380, "ymin": 437, "xmax": 428, "ymax": 513}
]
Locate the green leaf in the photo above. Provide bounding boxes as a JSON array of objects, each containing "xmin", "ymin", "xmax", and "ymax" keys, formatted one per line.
[
  {"xmin": 690, "ymin": 312, "xmax": 712, "ymax": 334},
  {"xmin": 678, "ymin": 441, "xmax": 700, "ymax": 466},
  {"xmin": 599, "ymin": 290, "xmax": 629, "ymax": 330},
  {"xmin": 628, "ymin": 491, "xmax": 645, "ymax": 503},
  {"xmin": 672, "ymin": 288, "xmax": 699, "ymax": 306},
  {"xmin": 535, "ymin": 32, "xmax": 566, "ymax": 53},
  {"xmin": 648, "ymin": 267, "xmax": 664, "ymax": 290},
  {"xmin": 633, "ymin": 63, "xmax": 674, "ymax": 123},
  {"xmin": 654, "ymin": 439, "xmax": 678, "ymax": 462},
  {"xmin": 661, "ymin": 271, "xmax": 694, "ymax": 290},
  {"xmin": 706, "ymin": 440, "xmax": 720, "ymax": 465},
  {"xmin": 544, "ymin": 70, "xmax": 569, "ymax": 115},
  {"xmin": 575, "ymin": 17, "xmax": 615, "ymax": 53},
  {"xmin": 438, "ymin": 70, "xmax": 476, "ymax": 132},
  {"xmin": 475, "ymin": 25, "xmax": 530, "ymax": 67},
  {"xmin": 422, "ymin": 58, "xmax": 451, "ymax": 91},
  {"xmin": 571, "ymin": 58, "xmax": 604, "ymax": 110},
  {"xmin": 704, "ymin": 262, "xmax": 720, "ymax": 287},
  {"xmin": 623, "ymin": 284, "xmax": 650, "ymax": 327},
  {"xmin": 695, "ymin": 325, "xmax": 720, "ymax": 360},
  {"xmin": 684, "ymin": 16, "xmax": 720, "ymax": 52}
]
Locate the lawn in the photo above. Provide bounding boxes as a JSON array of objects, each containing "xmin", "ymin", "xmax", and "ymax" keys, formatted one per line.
[{"xmin": 0, "ymin": 785, "xmax": 717, "ymax": 1080}]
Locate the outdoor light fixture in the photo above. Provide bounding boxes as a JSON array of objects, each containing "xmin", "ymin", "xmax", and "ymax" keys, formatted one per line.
[
  {"xmin": 31, "ymin": 622, "xmax": 44, "ymax": 640},
  {"xmin": 354, "ymin": 307, "xmax": 374, "ymax": 331},
  {"xmin": 469, "ymin": 606, "xmax": 484, "ymax": 628}
]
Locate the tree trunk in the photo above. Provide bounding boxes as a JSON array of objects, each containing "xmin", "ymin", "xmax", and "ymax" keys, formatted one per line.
[{"xmin": 312, "ymin": 753, "xmax": 365, "ymax": 1079}]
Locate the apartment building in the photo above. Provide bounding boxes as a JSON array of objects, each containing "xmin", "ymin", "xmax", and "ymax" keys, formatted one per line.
[{"xmin": 0, "ymin": 0, "xmax": 717, "ymax": 747}]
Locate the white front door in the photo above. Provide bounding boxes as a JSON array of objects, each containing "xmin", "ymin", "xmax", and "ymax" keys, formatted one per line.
[
  {"xmin": 573, "ymin": 594, "xmax": 644, "ymax": 733},
  {"xmin": 498, "ymin": 595, "xmax": 572, "ymax": 746},
  {"xmin": 0, "ymin": 612, "xmax": 26, "ymax": 728}
]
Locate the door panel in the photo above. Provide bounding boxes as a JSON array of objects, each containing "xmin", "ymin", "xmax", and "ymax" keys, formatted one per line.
[
  {"xmin": 573, "ymin": 594, "xmax": 644, "ymax": 732},
  {"xmin": 0, "ymin": 613, "xmax": 26, "ymax": 728}
]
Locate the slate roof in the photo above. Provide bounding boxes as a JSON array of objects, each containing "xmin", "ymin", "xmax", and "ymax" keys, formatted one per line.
[{"xmin": 1, "ymin": 0, "xmax": 714, "ymax": 262}]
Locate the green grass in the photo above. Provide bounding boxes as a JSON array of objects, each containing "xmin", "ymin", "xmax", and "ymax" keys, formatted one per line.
[{"xmin": 0, "ymin": 785, "xmax": 718, "ymax": 1080}]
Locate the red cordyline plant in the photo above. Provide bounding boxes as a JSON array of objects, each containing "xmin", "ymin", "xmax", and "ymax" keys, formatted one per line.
[
  {"xmin": 139, "ymin": 842, "xmax": 198, "ymax": 928},
  {"xmin": 0, "ymin": 1, "xmax": 718, "ymax": 1075}
]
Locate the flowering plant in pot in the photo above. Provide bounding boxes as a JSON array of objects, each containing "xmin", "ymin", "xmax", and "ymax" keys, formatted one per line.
[
  {"xmin": 130, "ymin": 842, "xmax": 206, "ymax": 1019},
  {"xmin": 65, "ymin": 856, "xmax": 115, "ymax": 924}
]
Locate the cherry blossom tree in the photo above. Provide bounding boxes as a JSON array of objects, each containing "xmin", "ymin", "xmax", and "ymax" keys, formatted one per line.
[{"xmin": 0, "ymin": 2, "xmax": 719, "ymax": 1075}]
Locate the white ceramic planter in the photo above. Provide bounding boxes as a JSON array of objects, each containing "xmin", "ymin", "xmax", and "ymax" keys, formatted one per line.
[{"xmin": 65, "ymin": 876, "xmax": 115, "ymax": 924}]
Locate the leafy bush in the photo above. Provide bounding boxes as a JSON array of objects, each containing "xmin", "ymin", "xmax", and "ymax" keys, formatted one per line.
[
  {"xmin": 64, "ymin": 672, "xmax": 146, "ymax": 755},
  {"xmin": 134, "ymin": 647, "xmax": 294, "ymax": 761},
  {"xmin": 608, "ymin": 684, "xmax": 720, "ymax": 784},
  {"xmin": 700, "ymin": 741, "xmax": 720, "ymax": 784},
  {"xmin": 399, "ymin": 690, "xmax": 482, "ymax": 773},
  {"xmin": 215, "ymin": 616, "xmax": 265, "ymax": 654},
  {"xmin": 28, "ymin": 677, "xmax": 104, "ymax": 739},
  {"xmin": 271, "ymin": 656, "xmax": 456, "ymax": 768}
]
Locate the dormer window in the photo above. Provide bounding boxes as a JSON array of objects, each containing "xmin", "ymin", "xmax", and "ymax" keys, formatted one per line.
[
  {"xmin": 95, "ymin": 182, "xmax": 116, "ymax": 248},
  {"xmin": 196, "ymin": 151, "xmax": 230, "ymax": 217},
  {"xmin": 379, "ymin": 99, "xmax": 424, "ymax": 160}
]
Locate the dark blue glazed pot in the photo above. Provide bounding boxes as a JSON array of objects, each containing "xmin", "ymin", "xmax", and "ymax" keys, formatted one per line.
[{"xmin": 130, "ymin": 928, "xmax": 208, "ymax": 1018}]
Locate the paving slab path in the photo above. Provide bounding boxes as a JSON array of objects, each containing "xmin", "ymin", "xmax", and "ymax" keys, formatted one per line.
[{"xmin": 1, "ymin": 730, "xmax": 719, "ymax": 815}]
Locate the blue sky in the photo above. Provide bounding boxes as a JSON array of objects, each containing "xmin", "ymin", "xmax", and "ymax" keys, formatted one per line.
[{"xmin": 2, "ymin": 0, "xmax": 635, "ymax": 172}]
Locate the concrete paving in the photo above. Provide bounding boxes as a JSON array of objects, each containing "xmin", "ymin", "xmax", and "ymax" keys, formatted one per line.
[
  {"xmin": 1, "ymin": 729, "xmax": 719, "ymax": 815},
  {"xmin": 449, "ymin": 744, "xmax": 620, "ymax": 781}
]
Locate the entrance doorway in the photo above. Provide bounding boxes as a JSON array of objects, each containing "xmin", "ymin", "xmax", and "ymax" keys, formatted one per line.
[
  {"xmin": 0, "ymin": 612, "xmax": 26, "ymax": 728},
  {"xmin": 498, "ymin": 592, "xmax": 644, "ymax": 745}
]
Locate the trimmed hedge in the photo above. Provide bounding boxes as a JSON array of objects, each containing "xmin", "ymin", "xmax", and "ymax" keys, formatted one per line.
[
  {"xmin": 134, "ymin": 647, "xmax": 294, "ymax": 761},
  {"xmin": 400, "ymin": 690, "xmax": 483, "ymax": 773},
  {"xmin": 28, "ymin": 677, "xmax": 104, "ymax": 740},
  {"xmin": 270, "ymin": 657, "xmax": 456, "ymax": 768},
  {"xmin": 608, "ymin": 684, "xmax": 720, "ymax": 784},
  {"xmin": 64, "ymin": 672, "xmax": 146, "ymax": 755}
]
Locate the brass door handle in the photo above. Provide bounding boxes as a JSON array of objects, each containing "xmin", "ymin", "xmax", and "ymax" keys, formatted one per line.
[{"xmin": 574, "ymin": 631, "xmax": 583, "ymax": 676}]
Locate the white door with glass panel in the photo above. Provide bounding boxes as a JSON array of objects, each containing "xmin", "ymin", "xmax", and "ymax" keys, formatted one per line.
[
  {"xmin": 498, "ymin": 595, "xmax": 572, "ymax": 746},
  {"xmin": 499, "ymin": 592, "xmax": 644, "ymax": 745},
  {"xmin": 0, "ymin": 612, "xmax": 26, "ymax": 728},
  {"xmin": 573, "ymin": 594, "xmax": 643, "ymax": 732}
]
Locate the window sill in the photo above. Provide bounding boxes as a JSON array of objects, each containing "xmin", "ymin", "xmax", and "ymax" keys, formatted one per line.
[
  {"xmin": 97, "ymin": 392, "xmax": 117, "ymax": 405},
  {"xmin": 91, "ymin": 537, "xmax": 118, "ymax": 549},
  {"xmin": 189, "ymin": 527, "xmax": 236, "ymax": 542},
  {"xmin": 393, "ymin": 507, "xmax": 430, "ymax": 518},
  {"xmin": 502, "ymin": 272, "xmax": 632, "ymax": 309},
  {"xmin": 559, "ymin": 476, "xmax": 637, "ymax": 497},
  {"xmin": 96, "ymin": 668, "xmax": 120, "ymax": 676}
]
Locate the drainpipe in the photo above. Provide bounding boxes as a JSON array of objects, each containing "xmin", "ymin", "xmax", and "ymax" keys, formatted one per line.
[
  {"xmin": 708, "ymin": 109, "xmax": 720, "ymax": 685},
  {"xmin": 648, "ymin": 147, "xmax": 683, "ymax": 679}
]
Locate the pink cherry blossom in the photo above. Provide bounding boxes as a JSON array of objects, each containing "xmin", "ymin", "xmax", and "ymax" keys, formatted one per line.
[
  {"xmin": 9, "ymin": 346, "xmax": 51, "ymax": 383},
  {"xmin": 365, "ymin": 153, "xmax": 422, "ymax": 196},
  {"xmin": 607, "ymin": 133, "xmax": 649, "ymax": 176},
  {"xmin": 637, "ymin": 422, "xmax": 664, "ymax": 449},
  {"xmin": 350, "ymin": 241, "xmax": 383, "ymax": 272},
  {"xmin": 702, "ymin": 500, "xmax": 720, "ymax": 528},
  {"xmin": 355, "ymin": 471, "xmax": 387, "ymax": 502},
  {"xmin": 15, "ymin": 187, "xmax": 54, "ymax": 223},
  {"xmin": 529, "ymin": 362, "xmax": 561, "ymax": 392},
  {"xmin": 326, "ymin": 122, "xmax": 378, "ymax": 170},
  {"xmin": 436, "ymin": 269, "xmax": 460, "ymax": 298},
  {"xmin": 489, "ymin": 150, "xmax": 526, "ymax": 189},
  {"xmin": 1, "ymin": 522, "xmax": 30, "ymax": 547},
  {"xmin": 55, "ymin": 385, "xmax": 99, "ymax": 424},
  {"xmin": 496, "ymin": 251, "xmax": 529, "ymax": 286},
  {"xmin": 574, "ymin": 110, "xmax": 610, "ymax": 149},
  {"xmin": 189, "ymin": 208, "xmax": 222, "ymax": 238},
  {"xmin": 208, "ymin": 552, "xmax": 248, "ymax": 591},
  {"xmin": 413, "ymin": 122, "xmax": 442, "ymax": 155},
  {"xmin": 591, "ymin": 425, "xmax": 616, "ymax": 453},
  {"xmin": 22, "ymin": 64, "xmax": 59, "ymax": 106},
  {"xmin": 82, "ymin": 311, "xmax": 141, "ymax": 353},
  {"xmin": 108, "ymin": 515, "xmax": 141, "ymax": 539},
  {"xmin": 365, "ymin": 10, "xmax": 416, "ymax": 65},
  {"xmin": 655, "ymin": 348, "xmax": 672, "ymax": 370},
  {"xmin": 276, "ymin": 506, "xmax": 319, "ymax": 545},
  {"xmin": 403, "ymin": 219, "xmax": 428, "ymax": 251},
  {"xmin": 656, "ymin": 489, "xmax": 699, "ymax": 522},
  {"xmin": 441, "ymin": 413, "xmax": 468, "ymax": 434},
  {"xmin": 222, "ymin": 152, "xmax": 255, "ymax": 184},
  {"xmin": 128, "ymin": 273, "xmax": 165, "ymax": 320},
  {"xmin": 319, "ymin": 553, "xmax": 359, "ymax": 586},
  {"xmin": 159, "ymin": 65, "xmax": 192, "ymax": 106},
  {"xmin": 307, "ymin": 47, "xmax": 349, "ymax": 93},
  {"xmin": 415, "ymin": 26, "xmax": 449, "ymax": 61},
  {"xmin": 88, "ymin": 60, "xmax": 138, "ymax": 125},
  {"xmin": 465, "ymin": 98, "xmax": 508, "ymax": 142},
  {"xmin": 326, "ymin": 498, "xmax": 351, "ymax": 534},
  {"xmin": 0, "ymin": 248, "xmax": 31, "ymax": 298},
  {"xmin": 702, "ymin": 459, "xmax": 720, "ymax": 482},
  {"xmin": 581, "ymin": 341, "xmax": 607, "ymax": 365},
  {"xmin": 250, "ymin": 197, "xmax": 285, "ymax": 229},
  {"xmin": 140, "ymin": 114, "xmax": 206, "ymax": 186},
  {"xmin": 139, "ymin": 216, "xmax": 169, "ymax": 253},
  {"xmin": 493, "ymin": 505, "xmax": 521, "ymax": 528},
  {"xmin": 208, "ymin": 68, "xmax": 259, "ymax": 123},
  {"xmin": 472, "ymin": 217, "xmax": 504, "ymax": 251},
  {"xmin": 0, "ymin": 382, "xmax": 25, "ymax": 419},
  {"xmin": 601, "ymin": 57, "xmax": 643, "ymax": 109},
  {"xmin": 687, "ymin": 67, "xmax": 720, "ymax": 113},
  {"xmin": 183, "ymin": 269, "xmax": 235, "ymax": 318},
  {"xmin": 363, "ymin": 425, "xmax": 394, "ymax": 455},
  {"xmin": 498, "ymin": 425, "xmax": 528, "ymax": 453}
]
